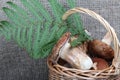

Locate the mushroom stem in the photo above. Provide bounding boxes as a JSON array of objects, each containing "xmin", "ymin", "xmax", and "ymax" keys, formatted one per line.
[
  {"xmin": 59, "ymin": 40, "xmax": 71, "ymax": 60},
  {"xmin": 56, "ymin": 39, "xmax": 71, "ymax": 63},
  {"xmin": 92, "ymin": 62, "xmax": 98, "ymax": 70}
]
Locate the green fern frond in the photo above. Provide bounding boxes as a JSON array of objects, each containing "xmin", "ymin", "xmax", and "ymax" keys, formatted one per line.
[
  {"xmin": 67, "ymin": 0, "xmax": 84, "ymax": 33},
  {"xmin": 26, "ymin": 26, "xmax": 33, "ymax": 53},
  {"xmin": 66, "ymin": 0, "xmax": 92, "ymax": 47},
  {"xmin": 28, "ymin": 0, "xmax": 52, "ymax": 22},
  {"xmin": 0, "ymin": 0, "xmax": 90, "ymax": 59},
  {"xmin": 0, "ymin": 21, "xmax": 12, "ymax": 40},
  {"xmin": 6, "ymin": 2, "xmax": 28, "ymax": 18},
  {"xmin": 20, "ymin": 0, "xmax": 43, "ymax": 21},
  {"xmin": 48, "ymin": 0, "xmax": 64, "ymax": 22},
  {"xmin": 21, "ymin": 27, "xmax": 27, "ymax": 47}
]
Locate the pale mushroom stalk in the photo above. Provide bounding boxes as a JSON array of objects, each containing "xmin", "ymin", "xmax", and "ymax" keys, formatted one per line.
[
  {"xmin": 56, "ymin": 38, "xmax": 71, "ymax": 63},
  {"xmin": 102, "ymin": 32, "xmax": 112, "ymax": 45}
]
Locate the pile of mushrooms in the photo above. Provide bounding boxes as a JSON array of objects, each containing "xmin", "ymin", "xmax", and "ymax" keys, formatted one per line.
[{"xmin": 52, "ymin": 32, "xmax": 114, "ymax": 70}]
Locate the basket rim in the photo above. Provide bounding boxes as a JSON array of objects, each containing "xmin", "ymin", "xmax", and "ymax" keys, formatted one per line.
[{"xmin": 47, "ymin": 56, "xmax": 116, "ymax": 79}]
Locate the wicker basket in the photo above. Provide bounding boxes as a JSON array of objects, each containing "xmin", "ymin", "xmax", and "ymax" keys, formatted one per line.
[{"xmin": 47, "ymin": 7, "xmax": 120, "ymax": 80}]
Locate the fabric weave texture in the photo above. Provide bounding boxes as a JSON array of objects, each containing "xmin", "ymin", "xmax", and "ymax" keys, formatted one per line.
[{"xmin": 0, "ymin": 0, "xmax": 120, "ymax": 80}]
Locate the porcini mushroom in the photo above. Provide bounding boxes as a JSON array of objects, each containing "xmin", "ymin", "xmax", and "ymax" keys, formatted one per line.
[
  {"xmin": 88, "ymin": 32, "xmax": 114, "ymax": 60},
  {"xmin": 52, "ymin": 32, "xmax": 94, "ymax": 70}
]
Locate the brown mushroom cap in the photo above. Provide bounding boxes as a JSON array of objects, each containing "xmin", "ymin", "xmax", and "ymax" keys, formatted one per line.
[
  {"xmin": 88, "ymin": 39, "xmax": 114, "ymax": 61},
  {"xmin": 92, "ymin": 57, "xmax": 109, "ymax": 70}
]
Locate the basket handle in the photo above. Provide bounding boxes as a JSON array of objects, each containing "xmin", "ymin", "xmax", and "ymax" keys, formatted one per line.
[{"xmin": 62, "ymin": 7, "xmax": 120, "ymax": 67}]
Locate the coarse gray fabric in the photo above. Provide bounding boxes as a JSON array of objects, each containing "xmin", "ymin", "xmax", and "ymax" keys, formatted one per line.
[{"xmin": 0, "ymin": 0, "xmax": 120, "ymax": 80}]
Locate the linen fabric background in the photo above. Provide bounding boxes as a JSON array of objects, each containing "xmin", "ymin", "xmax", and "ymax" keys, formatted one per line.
[{"xmin": 0, "ymin": 0, "xmax": 120, "ymax": 80}]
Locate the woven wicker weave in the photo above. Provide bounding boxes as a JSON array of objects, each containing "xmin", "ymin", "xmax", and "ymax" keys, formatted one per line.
[{"xmin": 47, "ymin": 7, "xmax": 120, "ymax": 80}]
